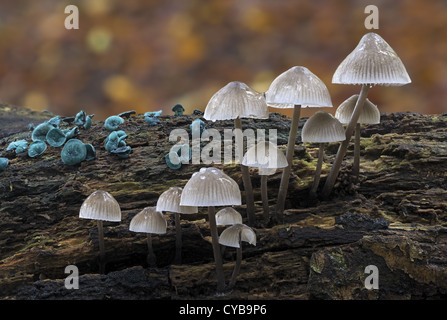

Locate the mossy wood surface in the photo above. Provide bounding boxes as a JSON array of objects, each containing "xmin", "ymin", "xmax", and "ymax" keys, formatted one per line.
[{"xmin": 0, "ymin": 104, "xmax": 446, "ymax": 299}]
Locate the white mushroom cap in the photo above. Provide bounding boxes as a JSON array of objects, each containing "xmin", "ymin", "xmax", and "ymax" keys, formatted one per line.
[
  {"xmin": 335, "ymin": 94, "xmax": 381, "ymax": 125},
  {"xmin": 332, "ymin": 33, "xmax": 411, "ymax": 86},
  {"xmin": 180, "ymin": 167, "xmax": 241, "ymax": 207},
  {"xmin": 79, "ymin": 190, "xmax": 121, "ymax": 222},
  {"xmin": 218, "ymin": 224, "xmax": 256, "ymax": 248},
  {"xmin": 215, "ymin": 207, "xmax": 243, "ymax": 226},
  {"xmin": 156, "ymin": 187, "xmax": 198, "ymax": 214},
  {"xmin": 265, "ymin": 66, "xmax": 333, "ymax": 109},
  {"xmin": 129, "ymin": 207, "xmax": 167, "ymax": 234},
  {"xmin": 204, "ymin": 81, "xmax": 268, "ymax": 122},
  {"xmin": 301, "ymin": 111, "xmax": 346, "ymax": 143},
  {"xmin": 242, "ymin": 141, "xmax": 288, "ymax": 170}
]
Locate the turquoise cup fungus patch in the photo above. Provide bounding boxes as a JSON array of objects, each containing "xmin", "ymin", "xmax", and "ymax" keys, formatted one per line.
[
  {"xmin": 0, "ymin": 157, "xmax": 9, "ymax": 171},
  {"xmin": 28, "ymin": 141, "xmax": 47, "ymax": 157},
  {"xmin": 104, "ymin": 115, "xmax": 124, "ymax": 131},
  {"xmin": 32, "ymin": 122, "xmax": 53, "ymax": 142},
  {"xmin": 61, "ymin": 139, "xmax": 87, "ymax": 165},
  {"xmin": 7, "ymin": 140, "xmax": 28, "ymax": 154},
  {"xmin": 46, "ymin": 128, "xmax": 67, "ymax": 147}
]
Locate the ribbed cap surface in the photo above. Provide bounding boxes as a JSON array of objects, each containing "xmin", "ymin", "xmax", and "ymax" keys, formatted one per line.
[
  {"xmin": 242, "ymin": 141, "xmax": 288, "ymax": 169},
  {"xmin": 129, "ymin": 207, "xmax": 167, "ymax": 234},
  {"xmin": 218, "ymin": 224, "xmax": 256, "ymax": 248},
  {"xmin": 156, "ymin": 187, "xmax": 198, "ymax": 214},
  {"xmin": 180, "ymin": 167, "xmax": 241, "ymax": 207},
  {"xmin": 301, "ymin": 111, "xmax": 346, "ymax": 143},
  {"xmin": 204, "ymin": 81, "xmax": 268, "ymax": 121},
  {"xmin": 215, "ymin": 207, "xmax": 243, "ymax": 226},
  {"xmin": 265, "ymin": 66, "xmax": 332, "ymax": 108},
  {"xmin": 335, "ymin": 94, "xmax": 381, "ymax": 124},
  {"xmin": 79, "ymin": 190, "xmax": 121, "ymax": 222},
  {"xmin": 332, "ymin": 33, "xmax": 411, "ymax": 86}
]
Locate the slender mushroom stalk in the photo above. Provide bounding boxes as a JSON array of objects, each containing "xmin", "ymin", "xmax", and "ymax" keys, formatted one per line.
[
  {"xmin": 260, "ymin": 174, "xmax": 269, "ymax": 220},
  {"xmin": 208, "ymin": 206, "xmax": 225, "ymax": 292},
  {"xmin": 79, "ymin": 190, "xmax": 122, "ymax": 274},
  {"xmin": 146, "ymin": 233, "xmax": 156, "ymax": 267},
  {"xmin": 353, "ymin": 122, "xmax": 361, "ymax": 181},
  {"xmin": 265, "ymin": 66, "xmax": 333, "ymax": 222},
  {"xmin": 228, "ymin": 232, "xmax": 242, "ymax": 289},
  {"xmin": 310, "ymin": 143, "xmax": 325, "ymax": 196},
  {"xmin": 322, "ymin": 32, "xmax": 411, "ymax": 198},
  {"xmin": 174, "ymin": 212, "xmax": 182, "ymax": 264}
]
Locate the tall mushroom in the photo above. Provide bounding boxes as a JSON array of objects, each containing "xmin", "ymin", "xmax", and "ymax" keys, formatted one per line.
[
  {"xmin": 265, "ymin": 66, "xmax": 333, "ymax": 221},
  {"xmin": 203, "ymin": 81, "xmax": 268, "ymax": 227},
  {"xmin": 242, "ymin": 141, "xmax": 288, "ymax": 222},
  {"xmin": 218, "ymin": 223, "xmax": 256, "ymax": 289},
  {"xmin": 156, "ymin": 187, "xmax": 198, "ymax": 264},
  {"xmin": 180, "ymin": 167, "xmax": 241, "ymax": 293},
  {"xmin": 129, "ymin": 207, "xmax": 167, "ymax": 267},
  {"xmin": 322, "ymin": 32, "xmax": 411, "ymax": 198},
  {"xmin": 335, "ymin": 95, "xmax": 380, "ymax": 181},
  {"xmin": 301, "ymin": 111, "xmax": 346, "ymax": 197},
  {"xmin": 79, "ymin": 190, "xmax": 121, "ymax": 273}
]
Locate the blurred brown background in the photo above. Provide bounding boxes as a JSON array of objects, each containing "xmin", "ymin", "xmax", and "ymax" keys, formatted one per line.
[{"xmin": 0, "ymin": 0, "xmax": 446, "ymax": 120}]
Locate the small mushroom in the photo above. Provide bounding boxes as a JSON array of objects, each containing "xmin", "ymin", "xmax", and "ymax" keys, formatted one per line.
[
  {"xmin": 104, "ymin": 115, "xmax": 124, "ymax": 131},
  {"xmin": 28, "ymin": 141, "xmax": 47, "ymax": 158},
  {"xmin": 84, "ymin": 143, "xmax": 97, "ymax": 161},
  {"xmin": 7, "ymin": 140, "xmax": 28, "ymax": 154},
  {"xmin": 129, "ymin": 207, "xmax": 167, "ymax": 267},
  {"xmin": 242, "ymin": 141, "xmax": 288, "ymax": 222},
  {"xmin": 215, "ymin": 207, "xmax": 243, "ymax": 226},
  {"xmin": 322, "ymin": 32, "xmax": 411, "ymax": 198},
  {"xmin": 46, "ymin": 128, "xmax": 67, "ymax": 147},
  {"xmin": 118, "ymin": 110, "xmax": 136, "ymax": 119},
  {"xmin": 62, "ymin": 127, "xmax": 79, "ymax": 139},
  {"xmin": 172, "ymin": 103, "xmax": 185, "ymax": 116},
  {"xmin": 79, "ymin": 190, "xmax": 121, "ymax": 273},
  {"xmin": 301, "ymin": 111, "xmax": 346, "ymax": 196},
  {"xmin": 335, "ymin": 95, "xmax": 380, "ymax": 181},
  {"xmin": 218, "ymin": 223, "xmax": 256, "ymax": 289},
  {"xmin": 74, "ymin": 110, "xmax": 87, "ymax": 127},
  {"xmin": 47, "ymin": 116, "xmax": 61, "ymax": 128},
  {"xmin": 180, "ymin": 167, "xmax": 241, "ymax": 293},
  {"xmin": 61, "ymin": 139, "xmax": 87, "ymax": 165},
  {"xmin": 265, "ymin": 66, "xmax": 333, "ymax": 221},
  {"xmin": 31, "ymin": 122, "xmax": 53, "ymax": 142},
  {"xmin": 156, "ymin": 187, "xmax": 198, "ymax": 264},
  {"xmin": 165, "ymin": 151, "xmax": 182, "ymax": 170},
  {"xmin": 0, "ymin": 157, "xmax": 9, "ymax": 171},
  {"xmin": 83, "ymin": 115, "xmax": 93, "ymax": 130}
]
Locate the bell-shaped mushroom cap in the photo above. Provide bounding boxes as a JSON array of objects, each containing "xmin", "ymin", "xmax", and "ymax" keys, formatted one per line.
[
  {"xmin": 335, "ymin": 94, "xmax": 381, "ymax": 124},
  {"xmin": 79, "ymin": 190, "xmax": 121, "ymax": 222},
  {"xmin": 301, "ymin": 111, "xmax": 346, "ymax": 143},
  {"xmin": 156, "ymin": 187, "xmax": 198, "ymax": 214},
  {"xmin": 242, "ymin": 141, "xmax": 288, "ymax": 170},
  {"xmin": 180, "ymin": 167, "xmax": 241, "ymax": 207},
  {"xmin": 203, "ymin": 81, "xmax": 268, "ymax": 122},
  {"xmin": 215, "ymin": 207, "xmax": 243, "ymax": 226},
  {"xmin": 218, "ymin": 224, "xmax": 256, "ymax": 248},
  {"xmin": 129, "ymin": 207, "xmax": 167, "ymax": 234},
  {"xmin": 332, "ymin": 33, "xmax": 411, "ymax": 86},
  {"xmin": 265, "ymin": 66, "xmax": 333, "ymax": 109}
]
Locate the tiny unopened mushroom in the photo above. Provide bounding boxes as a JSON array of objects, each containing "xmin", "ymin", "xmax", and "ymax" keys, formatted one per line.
[
  {"xmin": 322, "ymin": 32, "xmax": 411, "ymax": 198},
  {"xmin": 172, "ymin": 104, "xmax": 185, "ymax": 116},
  {"xmin": 79, "ymin": 190, "xmax": 121, "ymax": 273},
  {"xmin": 301, "ymin": 111, "xmax": 346, "ymax": 196},
  {"xmin": 0, "ymin": 157, "xmax": 9, "ymax": 171},
  {"xmin": 335, "ymin": 94, "xmax": 380, "ymax": 181},
  {"xmin": 265, "ymin": 66, "xmax": 333, "ymax": 220},
  {"xmin": 129, "ymin": 207, "xmax": 167, "ymax": 267},
  {"xmin": 156, "ymin": 187, "xmax": 198, "ymax": 264},
  {"xmin": 218, "ymin": 223, "xmax": 256, "ymax": 289},
  {"xmin": 242, "ymin": 141, "xmax": 288, "ymax": 221},
  {"xmin": 180, "ymin": 167, "xmax": 241, "ymax": 293}
]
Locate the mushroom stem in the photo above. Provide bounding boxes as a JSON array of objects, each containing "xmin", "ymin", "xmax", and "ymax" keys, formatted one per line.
[
  {"xmin": 260, "ymin": 175, "xmax": 269, "ymax": 222},
  {"xmin": 208, "ymin": 206, "xmax": 226, "ymax": 292},
  {"xmin": 353, "ymin": 123, "xmax": 361, "ymax": 182},
  {"xmin": 276, "ymin": 104, "xmax": 301, "ymax": 222},
  {"xmin": 146, "ymin": 233, "xmax": 156, "ymax": 267},
  {"xmin": 174, "ymin": 212, "xmax": 182, "ymax": 264},
  {"xmin": 97, "ymin": 220, "xmax": 106, "ymax": 274},
  {"xmin": 322, "ymin": 85, "xmax": 370, "ymax": 198},
  {"xmin": 234, "ymin": 118, "xmax": 255, "ymax": 226},
  {"xmin": 228, "ymin": 233, "xmax": 242, "ymax": 290},
  {"xmin": 310, "ymin": 143, "xmax": 325, "ymax": 196}
]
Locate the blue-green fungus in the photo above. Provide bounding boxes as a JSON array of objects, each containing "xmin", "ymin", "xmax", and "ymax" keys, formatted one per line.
[
  {"xmin": 32, "ymin": 122, "xmax": 53, "ymax": 142},
  {"xmin": 61, "ymin": 139, "xmax": 87, "ymax": 165},
  {"xmin": 62, "ymin": 127, "xmax": 79, "ymax": 139},
  {"xmin": 28, "ymin": 141, "xmax": 47, "ymax": 158},
  {"xmin": 7, "ymin": 140, "xmax": 28, "ymax": 154},
  {"xmin": 84, "ymin": 143, "xmax": 97, "ymax": 161},
  {"xmin": 62, "ymin": 116, "xmax": 75, "ymax": 125},
  {"xmin": 118, "ymin": 110, "xmax": 136, "ymax": 119},
  {"xmin": 47, "ymin": 116, "xmax": 61, "ymax": 128},
  {"xmin": 171, "ymin": 144, "xmax": 191, "ymax": 164},
  {"xmin": 74, "ymin": 110, "xmax": 87, "ymax": 127},
  {"xmin": 165, "ymin": 151, "xmax": 182, "ymax": 170},
  {"xmin": 27, "ymin": 123, "xmax": 35, "ymax": 131},
  {"xmin": 193, "ymin": 109, "xmax": 204, "ymax": 116},
  {"xmin": 46, "ymin": 128, "xmax": 67, "ymax": 147},
  {"xmin": 83, "ymin": 115, "xmax": 92, "ymax": 130},
  {"xmin": 0, "ymin": 157, "xmax": 9, "ymax": 171},
  {"xmin": 145, "ymin": 116, "xmax": 160, "ymax": 126},
  {"xmin": 190, "ymin": 119, "xmax": 205, "ymax": 136},
  {"xmin": 144, "ymin": 110, "xmax": 162, "ymax": 117},
  {"xmin": 172, "ymin": 104, "xmax": 185, "ymax": 116},
  {"xmin": 110, "ymin": 145, "xmax": 132, "ymax": 159},
  {"xmin": 104, "ymin": 115, "xmax": 124, "ymax": 131},
  {"xmin": 105, "ymin": 131, "xmax": 127, "ymax": 152}
]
